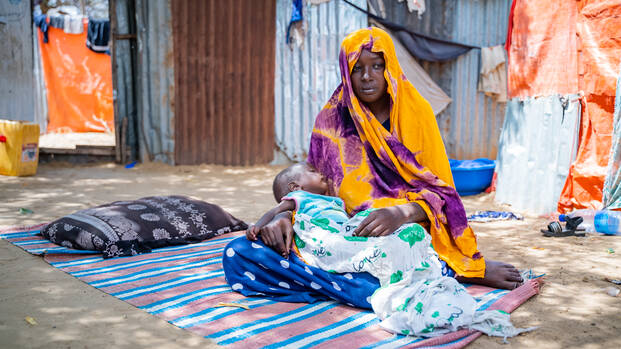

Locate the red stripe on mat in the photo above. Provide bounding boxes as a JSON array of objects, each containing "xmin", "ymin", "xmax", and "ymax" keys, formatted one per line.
[{"xmin": 1, "ymin": 224, "xmax": 542, "ymax": 349}]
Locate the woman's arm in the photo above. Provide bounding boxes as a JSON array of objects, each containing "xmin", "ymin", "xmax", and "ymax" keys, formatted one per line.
[{"xmin": 353, "ymin": 202, "xmax": 427, "ymax": 237}]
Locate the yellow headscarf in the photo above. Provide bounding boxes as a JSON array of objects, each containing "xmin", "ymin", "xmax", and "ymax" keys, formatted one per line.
[{"xmin": 308, "ymin": 27, "xmax": 485, "ymax": 277}]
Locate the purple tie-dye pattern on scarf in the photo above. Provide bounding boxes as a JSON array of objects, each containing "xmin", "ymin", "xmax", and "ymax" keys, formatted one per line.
[
  {"xmin": 308, "ymin": 98, "xmax": 469, "ymax": 238},
  {"xmin": 308, "ymin": 39, "xmax": 470, "ymax": 239}
]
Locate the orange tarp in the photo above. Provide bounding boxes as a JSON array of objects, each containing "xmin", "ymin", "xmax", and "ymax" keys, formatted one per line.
[
  {"xmin": 38, "ymin": 22, "xmax": 114, "ymax": 133},
  {"xmin": 558, "ymin": 1, "xmax": 620, "ymax": 212},
  {"xmin": 507, "ymin": 0, "xmax": 579, "ymax": 97},
  {"xmin": 506, "ymin": 0, "xmax": 621, "ymax": 212}
]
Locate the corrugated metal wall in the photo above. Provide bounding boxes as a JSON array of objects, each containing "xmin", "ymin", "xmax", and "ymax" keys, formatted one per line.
[
  {"xmin": 111, "ymin": 0, "xmax": 139, "ymax": 162},
  {"xmin": 32, "ymin": 22, "xmax": 48, "ymax": 131},
  {"xmin": 377, "ymin": 0, "xmax": 511, "ymax": 160},
  {"xmin": 135, "ymin": 0, "xmax": 175, "ymax": 164},
  {"xmin": 172, "ymin": 0, "xmax": 276, "ymax": 166},
  {"xmin": 495, "ymin": 95, "xmax": 581, "ymax": 214},
  {"xmin": 274, "ymin": 0, "xmax": 367, "ymax": 161},
  {"xmin": 0, "ymin": 0, "xmax": 35, "ymax": 122}
]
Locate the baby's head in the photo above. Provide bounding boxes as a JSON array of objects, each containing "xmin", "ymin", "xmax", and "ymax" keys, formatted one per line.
[{"xmin": 272, "ymin": 163, "xmax": 329, "ymax": 202}]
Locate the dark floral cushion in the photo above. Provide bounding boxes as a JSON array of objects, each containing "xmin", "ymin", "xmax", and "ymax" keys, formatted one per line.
[{"xmin": 41, "ymin": 195, "xmax": 247, "ymax": 258}]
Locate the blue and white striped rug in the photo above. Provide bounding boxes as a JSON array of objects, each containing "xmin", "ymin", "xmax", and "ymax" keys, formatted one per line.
[{"xmin": 1, "ymin": 224, "xmax": 542, "ymax": 348}]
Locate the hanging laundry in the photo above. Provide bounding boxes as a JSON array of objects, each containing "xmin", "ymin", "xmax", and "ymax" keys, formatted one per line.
[
  {"xmin": 395, "ymin": 30, "xmax": 473, "ymax": 62},
  {"xmin": 87, "ymin": 1, "xmax": 109, "ymax": 20},
  {"xmin": 47, "ymin": 5, "xmax": 80, "ymax": 17},
  {"xmin": 33, "ymin": 14, "xmax": 49, "ymax": 43},
  {"xmin": 478, "ymin": 45, "xmax": 507, "ymax": 102},
  {"xmin": 64, "ymin": 15, "xmax": 84, "ymax": 34},
  {"xmin": 86, "ymin": 18, "xmax": 110, "ymax": 54},
  {"xmin": 286, "ymin": 0, "xmax": 305, "ymax": 48},
  {"xmin": 397, "ymin": 0, "xmax": 425, "ymax": 17},
  {"xmin": 48, "ymin": 15, "xmax": 64, "ymax": 29}
]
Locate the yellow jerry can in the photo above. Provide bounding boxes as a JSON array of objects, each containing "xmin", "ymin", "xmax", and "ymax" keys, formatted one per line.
[{"xmin": 0, "ymin": 120, "xmax": 40, "ymax": 177}]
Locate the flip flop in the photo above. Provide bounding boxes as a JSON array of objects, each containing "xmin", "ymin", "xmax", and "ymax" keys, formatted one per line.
[{"xmin": 541, "ymin": 217, "xmax": 586, "ymax": 237}]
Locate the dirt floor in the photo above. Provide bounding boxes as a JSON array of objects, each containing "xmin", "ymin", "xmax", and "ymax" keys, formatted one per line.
[{"xmin": 0, "ymin": 162, "xmax": 619, "ymax": 349}]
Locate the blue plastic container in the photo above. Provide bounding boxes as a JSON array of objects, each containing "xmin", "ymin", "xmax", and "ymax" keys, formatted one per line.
[
  {"xmin": 449, "ymin": 158, "xmax": 496, "ymax": 196},
  {"xmin": 594, "ymin": 210, "xmax": 621, "ymax": 235}
]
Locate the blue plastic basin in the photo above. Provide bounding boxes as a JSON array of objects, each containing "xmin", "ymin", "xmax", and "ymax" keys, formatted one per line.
[{"xmin": 449, "ymin": 158, "xmax": 496, "ymax": 196}]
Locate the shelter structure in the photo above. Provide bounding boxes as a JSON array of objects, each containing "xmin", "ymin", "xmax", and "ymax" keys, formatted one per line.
[
  {"xmin": 112, "ymin": 0, "xmax": 276, "ymax": 165},
  {"xmin": 367, "ymin": 0, "xmax": 512, "ymax": 161},
  {"xmin": 110, "ymin": 0, "xmax": 514, "ymax": 165},
  {"xmin": 495, "ymin": 0, "xmax": 621, "ymax": 213},
  {"xmin": 0, "ymin": 0, "xmax": 37, "ymax": 123},
  {"xmin": 4, "ymin": 0, "xmax": 618, "ymax": 215}
]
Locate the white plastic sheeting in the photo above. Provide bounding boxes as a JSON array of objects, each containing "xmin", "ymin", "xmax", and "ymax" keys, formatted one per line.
[
  {"xmin": 274, "ymin": 0, "xmax": 367, "ymax": 162},
  {"xmin": 495, "ymin": 95, "xmax": 582, "ymax": 214}
]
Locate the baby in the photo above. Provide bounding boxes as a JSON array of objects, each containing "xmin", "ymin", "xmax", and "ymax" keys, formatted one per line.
[
  {"xmin": 247, "ymin": 162, "xmax": 439, "ymax": 281},
  {"xmin": 244, "ymin": 162, "xmax": 528, "ymax": 338},
  {"xmin": 246, "ymin": 162, "xmax": 347, "ymax": 243}
]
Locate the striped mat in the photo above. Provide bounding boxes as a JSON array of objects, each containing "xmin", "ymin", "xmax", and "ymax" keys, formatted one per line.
[{"xmin": 1, "ymin": 224, "xmax": 541, "ymax": 349}]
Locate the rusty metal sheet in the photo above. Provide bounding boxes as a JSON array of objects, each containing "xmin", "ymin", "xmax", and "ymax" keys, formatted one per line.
[{"xmin": 172, "ymin": 0, "xmax": 276, "ymax": 165}]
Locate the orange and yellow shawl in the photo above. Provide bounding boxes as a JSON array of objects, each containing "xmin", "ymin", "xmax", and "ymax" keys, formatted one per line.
[{"xmin": 307, "ymin": 27, "xmax": 485, "ymax": 278}]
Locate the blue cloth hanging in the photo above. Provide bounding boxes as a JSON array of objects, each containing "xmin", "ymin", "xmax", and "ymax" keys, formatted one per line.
[
  {"xmin": 395, "ymin": 30, "xmax": 473, "ymax": 62},
  {"xmin": 286, "ymin": 0, "xmax": 304, "ymax": 44},
  {"xmin": 86, "ymin": 18, "xmax": 110, "ymax": 54},
  {"xmin": 48, "ymin": 15, "xmax": 64, "ymax": 29},
  {"xmin": 34, "ymin": 14, "xmax": 49, "ymax": 43}
]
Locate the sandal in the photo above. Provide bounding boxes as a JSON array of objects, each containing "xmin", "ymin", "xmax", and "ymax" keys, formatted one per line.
[{"xmin": 541, "ymin": 216, "xmax": 586, "ymax": 237}]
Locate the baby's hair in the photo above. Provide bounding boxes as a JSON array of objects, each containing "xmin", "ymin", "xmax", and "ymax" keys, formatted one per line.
[{"xmin": 272, "ymin": 163, "xmax": 306, "ymax": 203}]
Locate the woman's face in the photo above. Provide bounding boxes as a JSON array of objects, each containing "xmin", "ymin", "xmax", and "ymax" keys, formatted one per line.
[{"xmin": 350, "ymin": 49, "xmax": 388, "ymax": 105}]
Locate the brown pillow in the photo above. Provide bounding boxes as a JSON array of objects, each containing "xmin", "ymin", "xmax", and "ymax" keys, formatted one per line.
[{"xmin": 41, "ymin": 195, "xmax": 247, "ymax": 258}]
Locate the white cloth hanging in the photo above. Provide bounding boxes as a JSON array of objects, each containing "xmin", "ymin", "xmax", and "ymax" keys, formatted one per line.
[
  {"xmin": 397, "ymin": 0, "xmax": 425, "ymax": 17},
  {"xmin": 64, "ymin": 15, "xmax": 84, "ymax": 34},
  {"xmin": 478, "ymin": 45, "xmax": 508, "ymax": 102}
]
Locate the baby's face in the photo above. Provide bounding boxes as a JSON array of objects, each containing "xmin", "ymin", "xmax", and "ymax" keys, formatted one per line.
[{"xmin": 296, "ymin": 164, "xmax": 329, "ymax": 196}]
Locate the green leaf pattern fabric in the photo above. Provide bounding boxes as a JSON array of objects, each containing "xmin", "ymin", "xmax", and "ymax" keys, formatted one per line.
[{"xmin": 288, "ymin": 191, "xmax": 530, "ymax": 338}]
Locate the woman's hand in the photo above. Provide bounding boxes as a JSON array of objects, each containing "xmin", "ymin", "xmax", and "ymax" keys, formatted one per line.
[
  {"xmin": 354, "ymin": 203, "xmax": 426, "ymax": 237},
  {"xmin": 247, "ymin": 201, "xmax": 295, "ymax": 242},
  {"xmin": 259, "ymin": 211, "xmax": 294, "ymax": 258}
]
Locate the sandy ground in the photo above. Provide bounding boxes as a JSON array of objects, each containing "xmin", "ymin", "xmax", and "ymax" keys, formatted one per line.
[{"xmin": 0, "ymin": 162, "xmax": 619, "ymax": 349}]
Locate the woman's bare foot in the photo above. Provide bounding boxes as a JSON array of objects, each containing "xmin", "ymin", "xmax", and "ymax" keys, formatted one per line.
[{"xmin": 456, "ymin": 260, "xmax": 524, "ymax": 289}]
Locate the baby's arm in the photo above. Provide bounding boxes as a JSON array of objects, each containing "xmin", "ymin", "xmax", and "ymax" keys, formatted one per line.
[{"xmin": 246, "ymin": 200, "xmax": 296, "ymax": 240}]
